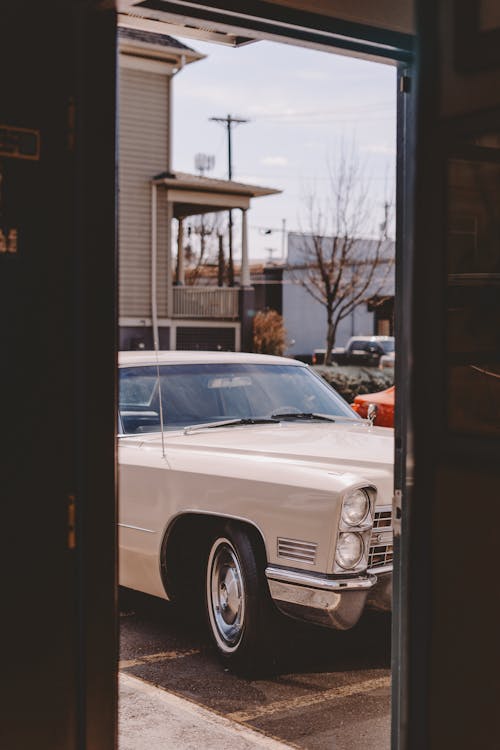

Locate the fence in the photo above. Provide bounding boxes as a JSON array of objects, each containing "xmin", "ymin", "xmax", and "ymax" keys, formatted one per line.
[{"xmin": 172, "ymin": 286, "xmax": 240, "ymax": 319}]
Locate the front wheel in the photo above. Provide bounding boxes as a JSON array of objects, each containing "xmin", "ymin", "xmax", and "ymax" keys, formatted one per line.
[{"xmin": 205, "ymin": 524, "xmax": 277, "ymax": 674}]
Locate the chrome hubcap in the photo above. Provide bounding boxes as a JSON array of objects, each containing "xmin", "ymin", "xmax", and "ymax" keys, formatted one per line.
[{"xmin": 208, "ymin": 539, "xmax": 245, "ymax": 651}]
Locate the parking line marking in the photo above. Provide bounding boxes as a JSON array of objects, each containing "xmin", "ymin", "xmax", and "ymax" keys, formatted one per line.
[
  {"xmin": 228, "ymin": 675, "xmax": 391, "ymax": 723},
  {"xmin": 119, "ymin": 648, "xmax": 200, "ymax": 669}
]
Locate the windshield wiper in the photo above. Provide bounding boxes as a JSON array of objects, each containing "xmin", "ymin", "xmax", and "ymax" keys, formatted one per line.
[
  {"xmin": 183, "ymin": 417, "xmax": 279, "ymax": 434},
  {"xmin": 183, "ymin": 412, "xmax": 362, "ymax": 434},
  {"xmin": 270, "ymin": 411, "xmax": 361, "ymax": 423}
]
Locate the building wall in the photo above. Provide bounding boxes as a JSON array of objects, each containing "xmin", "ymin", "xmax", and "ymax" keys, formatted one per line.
[
  {"xmin": 282, "ymin": 275, "xmax": 373, "ymax": 356},
  {"xmin": 283, "ymin": 232, "xmax": 395, "ymax": 357},
  {"xmin": 252, "ymin": 266, "xmax": 284, "ymax": 315},
  {"xmin": 118, "ymin": 59, "xmax": 170, "ymax": 319}
]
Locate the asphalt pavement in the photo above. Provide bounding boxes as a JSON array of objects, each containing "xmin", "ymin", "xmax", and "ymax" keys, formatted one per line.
[{"xmin": 119, "ymin": 589, "xmax": 391, "ymax": 750}]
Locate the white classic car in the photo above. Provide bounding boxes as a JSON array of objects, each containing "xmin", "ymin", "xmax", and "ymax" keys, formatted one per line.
[{"xmin": 118, "ymin": 351, "xmax": 394, "ymax": 672}]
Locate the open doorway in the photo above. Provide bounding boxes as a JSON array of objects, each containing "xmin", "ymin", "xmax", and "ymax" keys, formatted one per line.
[
  {"xmin": 5, "ymin": 3, "xmax": 500, "ymax": 749},
  {"xmin": 116, "ymin": 20, "xmax": 398, "ymax": 750}
]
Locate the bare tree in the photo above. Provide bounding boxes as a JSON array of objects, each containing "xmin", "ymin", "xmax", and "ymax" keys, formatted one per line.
[
  {"xmin": 184, "ymin": 213, "xmax": 226, "ymax": 285},
  {"xmin": 291, "ymin": 144, "xmax": 394, "ymax": 365},
  {"xmin": 217, "ymin": 232, "xmax": 225, "ymax": 287}
]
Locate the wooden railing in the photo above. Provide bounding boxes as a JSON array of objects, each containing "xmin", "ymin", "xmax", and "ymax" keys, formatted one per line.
[{"xmin": 172, "ymin": 286, "xmax": 240, "ymax": 319}]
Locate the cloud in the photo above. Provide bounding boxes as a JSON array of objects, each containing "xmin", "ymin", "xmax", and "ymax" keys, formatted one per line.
[{"xmin": 260, "ymin": 156, "xmax": 289, "ymax": 167}]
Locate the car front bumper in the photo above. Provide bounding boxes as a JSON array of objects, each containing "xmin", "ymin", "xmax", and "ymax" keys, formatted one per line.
[
  {"xmin": 366, "ymin": 566, "xmax": 392, "ymax": 612},
  {"xmin": 265, "ymin": 566, "xmax": 385, "ymax": 630}
]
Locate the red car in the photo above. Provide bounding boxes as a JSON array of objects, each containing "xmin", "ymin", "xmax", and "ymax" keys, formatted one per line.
[{"xmin": 351, "ymin": 386, "xmax": 395, "ymax": 427}]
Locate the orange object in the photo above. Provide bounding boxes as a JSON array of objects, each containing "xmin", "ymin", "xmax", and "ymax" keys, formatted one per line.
[{"xmin": 352, "ymin": 386, "xmax": 395, "ymax": 427}]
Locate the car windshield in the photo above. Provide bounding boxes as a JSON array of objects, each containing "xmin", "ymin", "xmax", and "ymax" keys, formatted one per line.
[
  {"xmin": 118, "ymin": 363, "xmax": 357, "ymax": 434},
  {"xmin": 380, "ymin": 339, "xmax": 395, "ymax": 353}
]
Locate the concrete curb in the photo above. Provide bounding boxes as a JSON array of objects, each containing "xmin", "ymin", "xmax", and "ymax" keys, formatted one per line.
[{"xmin": 119, "ymin": 672, "xmax": 295, "ymax": 750}]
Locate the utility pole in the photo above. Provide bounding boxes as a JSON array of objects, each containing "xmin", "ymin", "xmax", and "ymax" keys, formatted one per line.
[
  {"xmin": 209, "ymin": 114, "xmax": 249, "ymax": 286},
  {"xmin": 257, "ymin": 219, "xmax": 288, "ymax": 260}
]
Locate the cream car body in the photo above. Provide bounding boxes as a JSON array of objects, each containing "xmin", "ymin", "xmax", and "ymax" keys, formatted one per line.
[{"xmin": 118, "ymin": 351, "xmax": 394, "ymax": 666}]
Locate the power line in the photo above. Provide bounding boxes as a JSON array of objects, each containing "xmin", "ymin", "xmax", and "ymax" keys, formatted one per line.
[
  {"xmin": 252, "ymin": 101, "xmax": 395, "ymax": 120},
  {"xmin": 254, "ymin": 116, "xmax": 394, "ymax": 126}
]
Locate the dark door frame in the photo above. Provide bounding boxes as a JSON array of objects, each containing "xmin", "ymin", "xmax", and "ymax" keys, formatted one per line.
[
  {"xmin": 0, "ymin": 3, "xmax": 118, "ymax": 749},
  {"xmin": 132, "ymin": 0, "xmax": 413, "ymax": 62}
]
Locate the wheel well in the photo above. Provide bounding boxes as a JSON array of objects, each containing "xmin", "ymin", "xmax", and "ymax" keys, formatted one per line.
[{"xmin": 161, "ymin": 514, "xmax": 268, "ymax": 601}]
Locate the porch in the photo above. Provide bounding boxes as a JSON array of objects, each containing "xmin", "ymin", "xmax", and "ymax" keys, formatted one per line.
[
  {"xmin": 156, "ymin": 170, "xmax": 279, "ymax": 323},
  {"xmin": 172, "ymin": 285, "xmax": 239, "ymax": 319}
]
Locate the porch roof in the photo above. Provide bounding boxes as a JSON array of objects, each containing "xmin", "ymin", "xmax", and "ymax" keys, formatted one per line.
[{"xmin": 153, "ymin": 170, "xmax": 281, "ymax": 218}]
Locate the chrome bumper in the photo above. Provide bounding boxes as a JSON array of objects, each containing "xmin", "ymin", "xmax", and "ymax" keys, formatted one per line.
[
  {"xmin": 265, "ymin": 566, "xmax": 379, "ymax": 630},
  {"xmin": 366, "ymin": 567, "xmax": 392, "ymax": 612}
]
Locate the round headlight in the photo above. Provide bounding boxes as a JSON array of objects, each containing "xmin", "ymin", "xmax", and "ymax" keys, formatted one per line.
[
  {"xmin": 335, "ymin": 532, "xmax": 364, "ymax": 569},
  {"xmin": 342, "ymin": 489, "xmax": 370, "ymax": 526}
]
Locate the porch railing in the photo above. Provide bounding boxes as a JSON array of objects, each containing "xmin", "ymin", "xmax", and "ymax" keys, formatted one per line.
[{"xmin": 172, "ymin": 286, "xmax": 240, "ymax": 319}]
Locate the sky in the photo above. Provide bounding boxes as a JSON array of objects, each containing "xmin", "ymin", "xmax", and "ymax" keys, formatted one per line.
[{"xmin": 171, "ymin": 36, "xmax": 397, "ymax": 263}]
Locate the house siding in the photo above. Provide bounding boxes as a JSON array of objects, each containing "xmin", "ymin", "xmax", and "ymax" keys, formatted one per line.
[{"xmin": 118, "ymin": 63, "xmax": 169, "ymax": 318}]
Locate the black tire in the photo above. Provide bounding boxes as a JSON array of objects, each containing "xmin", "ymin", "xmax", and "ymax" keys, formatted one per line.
[{"xmin": 204, "ymin": 522, "xmax": 278, "ymax": 675}]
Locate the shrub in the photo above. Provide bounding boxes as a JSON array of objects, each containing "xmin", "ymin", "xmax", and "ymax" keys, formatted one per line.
[
  {"xmin": 313, "ymin": 364, "xmax": 394, "ymax": 403},
  {"xmin": 252, "ymin": 309, "xmax": 287, "ymax": 356}
]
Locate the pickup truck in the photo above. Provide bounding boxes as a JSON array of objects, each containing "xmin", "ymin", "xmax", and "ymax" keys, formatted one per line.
[{"xmin": 312, "ymin": 336, "xmax": 395, "ymax": 367}]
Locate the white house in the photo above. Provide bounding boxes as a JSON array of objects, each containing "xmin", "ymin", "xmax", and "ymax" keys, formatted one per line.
[{"xmin": 118, "ymin": 25, "xmax": 279, "ymax": 352}]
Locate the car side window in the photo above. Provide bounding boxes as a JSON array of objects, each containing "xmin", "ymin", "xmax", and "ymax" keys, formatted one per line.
[{"xmin": 351, "ymin": 341, "xmax": 368, "ymax": 352}]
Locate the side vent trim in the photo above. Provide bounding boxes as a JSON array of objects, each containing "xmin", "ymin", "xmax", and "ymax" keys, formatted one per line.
[{"xmin": 277, "ymin": 538, "xmax": 317, "ymax": 565}]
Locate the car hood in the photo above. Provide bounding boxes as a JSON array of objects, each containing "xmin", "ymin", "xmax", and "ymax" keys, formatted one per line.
[{"xmin": 130, "ymin": 421, "xmax": 394, "ymax": 502}]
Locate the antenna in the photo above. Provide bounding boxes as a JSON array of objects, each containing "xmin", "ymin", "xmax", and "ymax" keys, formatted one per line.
[
  {"xmin": 155, "ymin": 357, "xmax": 167, "ymax": 461},
  {"xmin": 151, "ymin": 185, "xmax": 167, "ymax": 459},
  {"xmin": 256, "ymin": 219, "xmax": 287, "ymax": 259},
  {"xmin": 194, "ymin": 153, "xmax": 215, "ymax": 175}
]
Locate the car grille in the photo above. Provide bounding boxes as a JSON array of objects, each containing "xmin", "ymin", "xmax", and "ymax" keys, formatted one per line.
[
  {"xmin": 277, "ymin": 538, "xmax": 317, "ymax": 565},
  {"xmin": 368, "ymin": 507, "xmax": 393, "ymax": 570}
]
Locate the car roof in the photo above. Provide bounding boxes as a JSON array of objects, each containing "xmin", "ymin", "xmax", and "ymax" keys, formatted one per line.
[
  {"xmin": 118, "ymin": 350, "xmax": 306, "ymax": 367},
  {"xmin": 313, "ymin": 335, "xmax": 393, "ymax": 351},
  {"xmin": 350, "ymin": 336, "xmax": 394, "ymax": 341}
]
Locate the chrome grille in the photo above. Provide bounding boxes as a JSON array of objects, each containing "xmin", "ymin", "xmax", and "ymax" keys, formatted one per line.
[
  {"xmin": 277, "ymin": 538, "xmax": 317, "ymax": 565},
  {"xmin": 373, "ymin": 508, "xmax": 392, "ymax": 530},
  {"xmin": 368, "ymin": 507, "xmax": 393, "ymax": 570}
]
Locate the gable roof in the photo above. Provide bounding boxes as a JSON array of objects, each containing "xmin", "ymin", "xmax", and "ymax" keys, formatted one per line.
[{"xmin": 118, "ymin": 26, "xmax": 204, "ymax": 64}]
